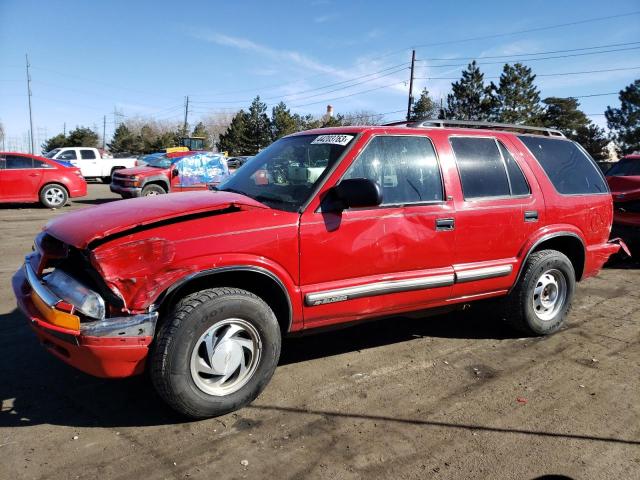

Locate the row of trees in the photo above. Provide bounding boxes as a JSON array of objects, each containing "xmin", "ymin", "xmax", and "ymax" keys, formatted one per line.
[
  {"xmin": 217, "ymin": 98, "xmax": 382, "ymax": 155},
  {"xmin": 42, "ymin": 127, "xmax": 101, "ymax": 152}
]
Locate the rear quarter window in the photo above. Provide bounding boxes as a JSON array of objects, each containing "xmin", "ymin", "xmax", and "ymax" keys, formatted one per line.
[{"xmin": 518, "ymin": 136, "xmax": 608, "ymax": 195}]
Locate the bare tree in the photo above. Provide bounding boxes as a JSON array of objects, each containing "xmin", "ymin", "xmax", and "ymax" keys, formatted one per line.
[
  {"xmin": 200, "ymin": 111, "xmax": 236, "ymax": 151},
  {"xmin": 342, "ymin": 110, "xmax": 385, "ymax": 126}
]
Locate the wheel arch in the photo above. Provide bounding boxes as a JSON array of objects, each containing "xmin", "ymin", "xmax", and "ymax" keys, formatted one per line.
[
  {"xmin": 40, "ymin": 181, "xmax": 69, "ymax": 197},
  {"xmin": 157, "ymin": 266, "xmax": 292, "ymax": 334},
  {"xmin": 141, "ymin": 177, "xmax": 169, "ymax": 192},
  {"xmin": 513, "ymin": 232, "xmax": 586, "ymax": 290}
]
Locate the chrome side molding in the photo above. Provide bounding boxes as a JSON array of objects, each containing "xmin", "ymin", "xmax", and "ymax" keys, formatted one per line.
[
  {"xmin": 455, "ymin": 265, "xmax": 513, "ymax": 283},
  {"xmin": 305, "ymin": 274, "xmax": 455, "ymax": 306},
  {"xmin": 305, "ymin": 264, "xmax": 514, "ymax": 306}
]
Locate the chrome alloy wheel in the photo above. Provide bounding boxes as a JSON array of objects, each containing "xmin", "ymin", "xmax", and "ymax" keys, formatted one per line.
[
  {"xmin": 532, "ymin": 269, "xmax": 567, "ymax": 321},
  {"xmin": 189, "ymin": 319, "xmax": 262, "ymax": 396},
  {"xmin": 45, "ymin": 187, "xmax": 65, "ymax": 206}
]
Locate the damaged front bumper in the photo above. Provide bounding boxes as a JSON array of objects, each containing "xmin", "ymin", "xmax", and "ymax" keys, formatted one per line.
[{"xmin": 12, "ymin": 259, "xmax": 158, "ymax": 378}]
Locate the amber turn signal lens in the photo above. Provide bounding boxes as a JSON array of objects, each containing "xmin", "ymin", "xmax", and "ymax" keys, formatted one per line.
[{"xmin": 31, "ymin": 291, "xmax": 80, "ymax": 331}]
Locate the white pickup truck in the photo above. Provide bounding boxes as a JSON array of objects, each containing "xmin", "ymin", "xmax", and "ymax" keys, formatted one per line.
[{"xmin": 44, "ymin": 147, "xmax": 136, "ymax": 182}]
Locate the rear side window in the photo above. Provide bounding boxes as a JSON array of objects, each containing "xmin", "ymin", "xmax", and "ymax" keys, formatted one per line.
[
  {"xmin": 344, "ymin": 135, "xmax": 443, "ymax": 205},
  {"xmin": 33, "ymin": 159, "xmax": 51, "ymax": 168},
  {"xmin": 80, "ymin": 149, "xmax": 96, "ymax": 159},
  {"xmin": 450, "ymin": 137, "xmax": 510, "ymax": 199},
  {"xmin": 518, "ymin": 136, "xmax": 607, "ymax": 194},
  {"xmin": 5, "ymin": 155, "xmax": 34, "ymax": 169},
  {"xmin": 497, "ymin": 141, "xmax": 530, "ymax": 196}
]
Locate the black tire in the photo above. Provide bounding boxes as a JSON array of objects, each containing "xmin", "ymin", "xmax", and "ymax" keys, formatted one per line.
[
  {"xmin": 39, "ymin": 183, "xmax": 68, "ymax": 209},
  {"xmin": 141, "ymin": 184, "xmax": 166, "ymax": 196},
  {"xmin": 503, "ymin": 249, "xmax": 575, "ymax": 336},
  {"xmin": 150, "ymin": 287, "xmax": 281, "ymax": 419}
]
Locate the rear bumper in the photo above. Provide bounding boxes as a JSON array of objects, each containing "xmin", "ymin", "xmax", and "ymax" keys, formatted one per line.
[
  {"xmin": 110, "ymin": 184, "xmax": 142, "ymax": 197},
  {"xmin": 12, "ymin": 264, "xmax": 156, "ymax": 378},
  {"xmin": 68, "ymin": 181, "xmax": 87, "ymax": 198},
  {"xmin": 583, "ymin": 239, "xmax": 627, "ymax": 279}
]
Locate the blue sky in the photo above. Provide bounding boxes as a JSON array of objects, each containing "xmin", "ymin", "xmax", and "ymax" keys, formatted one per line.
[{"xmin": 1, "ymin": 0, "xmax": 639, "ymax": 151}]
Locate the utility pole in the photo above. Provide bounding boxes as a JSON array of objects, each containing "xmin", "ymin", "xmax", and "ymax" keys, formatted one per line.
[
  {"xmin": 183, "ymin": 96, "xmax": 189, "ymax": 136},
  {"xmin": 25, "ymin": 54, "xmax": 35, "ymax": 154},
  {"xmin": 63, "ymin": 122, "xmax": 66, "ymax": 136},
  {"xmin": 406, "ymin": 49, "xmax": 416, "ymax": 122},
  {"xmin": 102, "ymin": 115, "xmax": 106, "ymax": 150}
]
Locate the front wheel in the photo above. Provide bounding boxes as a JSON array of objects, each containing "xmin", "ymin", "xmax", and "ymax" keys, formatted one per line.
[
  {"xmin": 141, "ymin": 184, "xmax": 166, "ymax": 196},
  {"xmin": 39, "ymin": 184, "xmax": 68, "ymax": 209},
  {"xmin": 150, "ymin": 288, "xmax": 281, "ymax": 418},
  {"xmin": 503, "ymin": 249, "xmax": 575, "ymax": 336}
]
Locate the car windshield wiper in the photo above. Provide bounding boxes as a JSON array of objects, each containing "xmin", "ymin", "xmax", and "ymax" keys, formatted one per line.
[{"xmin": 253, "ymin": 193, "xmax": 292, "ymax": 205}]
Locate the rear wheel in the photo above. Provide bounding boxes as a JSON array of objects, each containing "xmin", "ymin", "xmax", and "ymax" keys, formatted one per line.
[
  {"xmin": 39, "ymin": 184, "xmax": 68, "ymax": 209},
  {"xmin": 150, "ymin": 287, "xmax": 281, "ymax": 418},
  {"xmin": 503, "ymin": 250, "xmax": 575, "ymax": 336},
  {"xmin": 141, "ymin": 184, "xmax": 166, "ymax": 196}
]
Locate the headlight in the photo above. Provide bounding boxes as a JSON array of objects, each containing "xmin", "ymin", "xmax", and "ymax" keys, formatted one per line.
[{"xmin": 43, "ymin": 269, "xmax": 106, "ymax": 320}]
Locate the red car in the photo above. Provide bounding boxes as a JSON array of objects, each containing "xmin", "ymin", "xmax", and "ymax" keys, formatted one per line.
[
  {"xmin": 13, "ymin": 121, "xmax": 623, "ymax": 418},
  {"xmin": 0, "ymin": 152, "xmax": 87, "ymax": 208},
  {"xmin": 110, "ymin": 151, "xmax": 229, "ymax": 197},
  {"xmin": 606, "ymin": 154, "xmax": 640, "ymax": 253}
]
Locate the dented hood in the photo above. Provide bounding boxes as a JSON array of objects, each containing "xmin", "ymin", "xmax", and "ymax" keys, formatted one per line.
[{"xmin": 45, "ymin": 191, "xmax": 268, "ymax": 249}]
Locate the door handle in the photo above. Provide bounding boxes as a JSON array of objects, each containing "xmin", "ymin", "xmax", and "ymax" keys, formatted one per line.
[
  {"xmin": 435, "ymin": 218, "xmax": 455, "ymax": 231},
  {"xmin": 524, "ymin": 210, "xmax": 538, "ymax": 222},
  {"xmin": 28, "ymin": 173, "xmax": 39, "ymax": 177}
]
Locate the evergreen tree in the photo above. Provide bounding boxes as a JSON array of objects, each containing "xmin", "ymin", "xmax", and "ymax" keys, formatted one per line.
[
  {"xmin": 108, "ymin": 124, "xmax": 141, "ymax": 154},
  {"xmin": 542, "ymin": 97, "xmax": 608, "ymax": 159},
  {"xmin": 66, "ymin": 126, "xmax": 100, "ymax": 147},
  {"xmin": 492, "ymin": 63, "xmax": 543, "ymax": 124},
  {"xmin": 410, "ymin": 88, "xmax": 438, "ymax": 121},
  {"xmin": 191, "ymin": 121, "xmax": 212, "ymax": 150},
  {"xmin": 41, "ymin": 133, "xmax": 67, "ymax": 152},
  {"xmin": 445, "ymin": 61, "xmax": 494, "ymax": 120},
  {"xmin": 575, "ymin": 124, "xmax": 609, "ymax": 161},
  {"xmin": 245, "ymin": 96, "xmax": 272, "ymax": 154},
  {"xmin": 605, "ymin": 79, "xmax": 640, "ymax": 155},
  {"xmin": 150, "ymin": 130, "xmax": 180, "ymax": 152},
  {"xmin": 217, "ymin": 110, "xmax": 251, "ymax": 155},
  {"xmin": 271, "ymin": 102, "xmax": 298, "ymax": 140},
  {"xmin": 542, "ymin": 97, "xmax": 591, "ymax": 135}
]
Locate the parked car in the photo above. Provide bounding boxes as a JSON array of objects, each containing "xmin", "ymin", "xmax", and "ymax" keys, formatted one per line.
[
  {"xmin": 606, "ymin": 154, "xmax": 640, "ymax": 254},
  {"xmin": 110, "ymin": 152, "xmax": 229, "ymax": 198},
  {"xmin": 44, "ymin": 147, "xmax": 136, "ymax": 182},
  {"xmin": 227, "ymin": 155, "xmax": 252, "ymax": 169},
  {"xmin": 13, "ymin": 120, "xmax": 624, "ymax": 418},
  {"xmin": 0, "ymin": 152, "xmax": 87, "ymax": 208}
]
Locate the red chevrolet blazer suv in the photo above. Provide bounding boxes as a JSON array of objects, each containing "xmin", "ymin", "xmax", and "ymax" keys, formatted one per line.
[{"xmin": 12, "ymin": 120, "xmax": 623, "ymax": 418}]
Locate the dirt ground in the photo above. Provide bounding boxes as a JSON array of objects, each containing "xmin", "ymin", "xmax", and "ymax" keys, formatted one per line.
[{"xmin": 1, "ymin": 184, "xmax": 638, "ymax": 480}]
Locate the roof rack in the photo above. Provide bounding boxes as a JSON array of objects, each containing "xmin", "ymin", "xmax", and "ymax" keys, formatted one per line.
[{"xmin": 382, "ymin": 119, "xmax": 565, "ymax": 138}]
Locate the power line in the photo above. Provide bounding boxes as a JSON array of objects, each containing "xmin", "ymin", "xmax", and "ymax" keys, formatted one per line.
[
  {"xmin": 291, "ymin": 81, "xmax": 406, "ymax": 108},
  {"xmin": 411, "ymin": 11, "xmax": 640, "ymax": 50},
  {"xmin": 414, "ymin": 65, "xmax": 640, "ymax": 80},
  {"xmin": 190, "ymin": 63, "xmax": 410, "ymax": 104},
  {"xmin": 413, "ymin": 41, "xmax": 640, "ymax": 62},
  {"xmin": 412, "ymin": 46, "xmax": 640, "ymax": 69}
]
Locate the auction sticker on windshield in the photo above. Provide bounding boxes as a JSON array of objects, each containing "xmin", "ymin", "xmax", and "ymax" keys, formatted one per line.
[{"xmin": 311, "ymin": 134, "xmax": 354, "ymax": 146}]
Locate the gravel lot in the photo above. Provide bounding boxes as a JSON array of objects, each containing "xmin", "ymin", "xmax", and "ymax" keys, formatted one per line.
[{"xmin": 1, "ymin": 184, "xmax": 639, "ymax": 480}]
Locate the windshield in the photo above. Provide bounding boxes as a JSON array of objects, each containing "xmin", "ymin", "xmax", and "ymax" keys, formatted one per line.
[
  {"xmin": 44, "ymin": 149, "xmax": 60, "ymax": 158},
  {"xmin": 146, "ymin": 154, "xmax": 173, "ymax": 168},
  {"xmin": 217, "ymin": 133, "xmax": 355, "ymax": 212}
]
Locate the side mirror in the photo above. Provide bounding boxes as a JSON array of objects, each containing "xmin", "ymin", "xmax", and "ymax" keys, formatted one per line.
[
  {"xmin": 325, "ymin": 178, "xmax": 382, "ymax": 211},
  {"xmin": 172, "ymin": 168, "xmax": 179, "ymax": 177}
]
